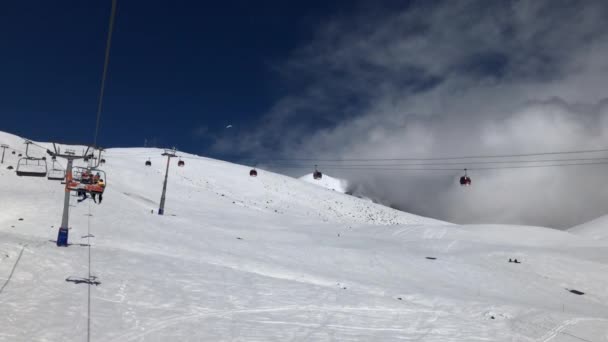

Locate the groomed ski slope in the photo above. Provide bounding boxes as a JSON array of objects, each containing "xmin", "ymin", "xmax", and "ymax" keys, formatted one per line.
[{"xmin": 0, "ymin": 131, "xmax": 608, "ymax": 341}]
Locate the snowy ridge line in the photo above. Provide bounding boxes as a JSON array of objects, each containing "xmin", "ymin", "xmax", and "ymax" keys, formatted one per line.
[
  {"xmin": 0, "ymin": 244, "xmax": 26, "ymax": 294},
  {"xmin": 568, "ymin": 214, "xmax": 608, "ymax": 240}
]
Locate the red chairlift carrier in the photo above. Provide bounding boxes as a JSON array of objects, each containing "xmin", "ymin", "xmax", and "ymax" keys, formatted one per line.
[
  {"xmin": 460, "ymin": 169, "xmax": 472, "ymax": 186},
  {"xmin": 313, "ymin": 165, "xmax": 322, "ymax": 180}
]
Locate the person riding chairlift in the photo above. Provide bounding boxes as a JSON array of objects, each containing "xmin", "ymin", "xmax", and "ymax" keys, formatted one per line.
[
  {"xmin": 92, "ymin": 179, "xmax": 105, "ymax": 204},
  {"xmin": 82, "ymin": 171, "xmax": 91, "ymax": 184},
  {"xmin": 78, "ymin": 189, "xmax": 88, "ymax": 202}
]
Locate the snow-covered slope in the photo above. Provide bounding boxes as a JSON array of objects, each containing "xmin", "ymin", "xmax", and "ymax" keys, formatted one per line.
[
  {"xmin": 1, "ymin": 130, "xmax": 608, "ymax": 342},
  {"xmin": 569, "ymin": 215, "xmax": 608, "ymax": 240},
  {"xmin": 299, "ymin": 173, "xmax": 348, "ymax": 193}
]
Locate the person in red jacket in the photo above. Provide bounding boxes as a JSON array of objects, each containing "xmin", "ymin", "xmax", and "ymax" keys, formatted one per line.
[{"xmin": 81, "ymin": 171, "xmax": 91, "ymax": 184}]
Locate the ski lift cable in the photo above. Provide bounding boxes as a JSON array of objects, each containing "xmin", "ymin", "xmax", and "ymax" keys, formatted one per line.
[
  {"xmin": 258, "ymin": 157, "xmax": 608, "ymax": 167},
  {"xmin": 68, "ymin": 145, "xmax": 608, "ymax": 172},
  {"xmin": 93, "ymin": 0, "xmax": 117, "ymax": 148},
  {"xmin": 161, "ymin": 147, "xmax": 608, "ymax": 165},
  {"xmin": 86, "ymin": 201, "xmax": 93, "ymax": 342},
  {"xmin": 147, "ymin": 150, "xmax": 608, "ymax": 172},
  {"xmin": 234, "ymin": 147, "xmax": 608, "ymax": 162},
  {"xmin": 75, "ymin": 2, "xmax": 116, "ymax": 341},
  {"xmin": 15, "ymin": 140, "xmax": 48, "ymax": 157},
  {"xmin": 268, "ymin": 161, "xmax": 608, "ymax": 171}
]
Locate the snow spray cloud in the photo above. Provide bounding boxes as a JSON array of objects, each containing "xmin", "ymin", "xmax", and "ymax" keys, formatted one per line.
[{"xmin": 213, "ymin": 0, "xmax": 608, "ymax": 228}]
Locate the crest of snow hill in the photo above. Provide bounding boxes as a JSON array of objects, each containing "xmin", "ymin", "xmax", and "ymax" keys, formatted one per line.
[
  {"xmin": 0, "ymin": 130, "xmax": 607, "ymax": 342},
  {"xmin": 568, "ymin": 214, "xmax": 608, "ymax": 240},
  {"xmin": 299, "ymin": 173, "xmax": 349, "ymax": 193}
]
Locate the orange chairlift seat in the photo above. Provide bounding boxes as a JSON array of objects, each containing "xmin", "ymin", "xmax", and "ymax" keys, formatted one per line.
[{"xmin": 66, "ymin": 167, "xmax": 107, "ymax": 194}]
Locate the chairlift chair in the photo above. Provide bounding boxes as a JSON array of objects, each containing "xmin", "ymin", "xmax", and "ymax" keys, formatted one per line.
[
  {"xmin": 47, "ymin": 160, "xmax": 66, "ymax": 181},
  {"xmin": 72, "ymin": 168, "xmax": 84, "ymax": 182},
  {"xmin": 178, "ymin": 159, "xmax": 185, "ymax": 167},
  {"xmin": 145, "ymin": 159, "xmax": 152, "ymax": 167},
  {"xmin": 16, "ymin": 140, "xmax": 49, "ymax": 177},
  {"xmin": 48, "ymin": 169, "xmax": 66, "ymax": 181},
  {"xmin": 313, "ymin": 165, "xmax": 322, "ymax": 180},
  {"xmin": 250, "ymin": 168, "xmax": 257, "ymax": 177},
  {"xmin": 66, "ymin": 167, "xmax": 107, "ymax": 194},
  {"xmin": 100, "ymin": 158, "xmax": 106, "ymax": 165},
  {"xmin": 459, "ymin": 169, "xmax": 471, "ymax": 186},
  {"xmin": 16, "ymin": 158, "xmax": 48, "ymax": 177}
]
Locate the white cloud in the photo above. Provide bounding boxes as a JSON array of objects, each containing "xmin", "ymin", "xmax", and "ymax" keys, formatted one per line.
[{"xmin": 214, "ymin": 0, "xmax": 608, "ymax": 228}]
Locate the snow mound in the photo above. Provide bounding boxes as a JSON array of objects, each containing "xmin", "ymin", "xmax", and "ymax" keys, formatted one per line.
[
  {"xmin": 299, "ymin": 173, "xmax": 348, "ymax": 193},
  {"xmin": 569, "ymin": 214, "xmax": 608, "ymax": 240}
]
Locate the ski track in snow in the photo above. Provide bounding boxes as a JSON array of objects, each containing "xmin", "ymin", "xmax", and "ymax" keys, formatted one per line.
[{"xmin": 0, "ymin": 244, "xmax": 26, "ymax": 294}]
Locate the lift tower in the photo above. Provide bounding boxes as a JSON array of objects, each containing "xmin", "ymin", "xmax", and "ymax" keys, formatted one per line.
[
  {"xmin": 48, "ymin": 144, "xmax": 93, "ymax": 246},
  {"xmin": 158, "ymin": 148, "xmax": 178, "ymax": 215}
]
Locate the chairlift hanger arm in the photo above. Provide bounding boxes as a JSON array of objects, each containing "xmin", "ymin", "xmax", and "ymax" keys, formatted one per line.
[{"xmin": 90, "ymin": 148, "xmax": 105, "ymax": 169}]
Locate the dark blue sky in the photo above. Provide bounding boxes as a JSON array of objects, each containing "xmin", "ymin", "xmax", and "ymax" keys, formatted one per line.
[{"xmin": 0, "ymin": 0, "xmax": 356, "ymax": 156}]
